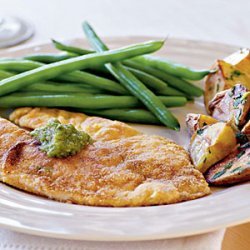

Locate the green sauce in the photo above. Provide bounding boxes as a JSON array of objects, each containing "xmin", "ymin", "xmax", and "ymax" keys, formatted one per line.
[{"xmin": 31, "ymin": 119, "xmax": 92, "ymax": 158}]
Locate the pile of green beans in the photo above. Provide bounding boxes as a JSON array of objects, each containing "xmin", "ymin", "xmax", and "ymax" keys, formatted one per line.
[
  {"xmin": 27, "ymin": 39, "xmax": 204, "ymax": 98},
  {"xmin": 0, "ymin": 40, "xmax": 163, "ymax": 96},
  {"xmin": 24, "ymin": 43, "xmax": 205, "ymax": 98},
  {"xmin": 52, "ymin": 39, "xmax": 210, "ymax": 81},
  {"xmin": 0, "ymin": 22, "xmax": 210, "ymax": 128},
  {"xmin": 82, "ymin": 21, "xmax": 180, "ymax": 130}
]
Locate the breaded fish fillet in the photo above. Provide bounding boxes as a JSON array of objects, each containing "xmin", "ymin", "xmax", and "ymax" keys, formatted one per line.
[{"xmin": 1, "ymin": 108, "xmax": 210, "ymax": 206}]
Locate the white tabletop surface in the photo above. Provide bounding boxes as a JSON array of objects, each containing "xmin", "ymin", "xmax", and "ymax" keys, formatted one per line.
[{"xmin": 1, "ymin": 0, "xmax": 249, "ymax": 48}]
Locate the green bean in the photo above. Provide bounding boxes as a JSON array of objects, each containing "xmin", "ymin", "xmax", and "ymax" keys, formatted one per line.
[
  {"xmin": 52, "ymin": 39, "xmax": 93, "ymax": 55},
  {"xmin": 0, "ymin": 70, "xmax": 103, "ymax": 93},
  {"xmin": 0, "ymin": 94, "xmax": 139, "ymax": 109},
  {"xmin": 82, "ymin": 109, "xmax": 160, "ymax": 124},
  {"xmin": 0, "ymin": 70, "xmax": 105, "ymax": 93},
  {"xmin": 0, "ymin": 90, "xmax": 187, "ymax": 110},
  {"xmin": 24, "ymin": 52, "xmax": 76, "ymax": 63},
  {"xmin": 124, "ymin": 60, "xmax": 203, "ymax": 97},
  {"xmin": 58, "ymin": 70, "xmax": 128, "ymax": 94},
  {"xmin": 131, "ymin": 55, "xmax": 212, "ymax": 80},
  {"xmin": 159, "ymin": 96, "xmax": 187, "ymax": 107},
  {"xmin": 0, "ymin": 60, "xmax": 128, "ymax": 94},
  {"xmin": 76, "ymin": 65, "xmax": 170, "ymax": 92},
  {"xmin": 24, "ymin": 82, "xmax": 103, "ymax": 94},
  {"xmin": 0, "ymin": 60, "xmax": 43, "ymax": 72},
  {"xmin": 156, "ymin": 86, "xmax": 186, "ymax": 96},
  {"xmin": 83, "ymin": 21, "xmax": 179, "ymax": 130},
  {"xmin": 124, "ymin": 66, "xmax": 168, "ymax": 90},
  {"xmin": 22, "ymin": 88, "xmax": 186, "ymax": 107},
  {"xmin": 0, "ymin": 70, "xmax": 14, "ymax": 80}
]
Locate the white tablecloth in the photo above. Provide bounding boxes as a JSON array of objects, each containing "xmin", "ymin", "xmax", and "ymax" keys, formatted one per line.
[
  {"xmin": 0, "ymin": 0, "xmax": 249, "ymax": 248},
  {"xmin": 0, "ymin": 228, "xmax": 225, "ymax": 250}
]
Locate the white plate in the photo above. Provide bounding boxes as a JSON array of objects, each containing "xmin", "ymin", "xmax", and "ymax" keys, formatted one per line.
[{"xmin": 0, "ymin": 38, "xmax": 249, "ymax": 241}]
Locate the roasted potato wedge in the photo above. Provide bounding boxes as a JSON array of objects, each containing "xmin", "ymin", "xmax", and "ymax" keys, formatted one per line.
[
  {"xmin": 204, "ymin": 57, "xmax": 250, "ymax": 112},
  {"xmin": 205, "ymin": 143, "xmax": 250, "ymax": 185},
  {"xmin": 208, "ymin": 84, "xmax": 250, "ymax": 130},
  {"xmin": 186, "ymin": 113, "xmax": 217, "ymax": 136},
  {"xmin": 189, "ymin": 122, "xmax": 237, "ymax": 173}
]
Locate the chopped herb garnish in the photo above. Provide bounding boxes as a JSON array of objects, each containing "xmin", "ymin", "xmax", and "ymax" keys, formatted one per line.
[
  {"xmin": 230, "ymin": 167, "xmax": 243, "ymax": 173},
  {"xmin": 236, "ymin": 150, "xmax": 245, "ymax": 159},
  {"xmin": 228, "ymin": 70, "xmax": 243, "ymax": 80},
  {"xmin": 232, "ymin": 70, "xmax": 242, "ymax": 76},
  {"xmin": 224, "ymin": 161, "xmax": 233, "ymax": 169},
  {"xmin": 233, "ymin": 97, "xmax": 243, "ymax": 108},
  {"xmin": 236, "ymin": 132, "xmax": 248, "ymax": 144},
  {"xmin": 197, "ymin": 128, "xmax": 205, "ymax": 135},
  {"xmin": 212, "ymin": 169, "xmax": 226, "ymax": 179}
]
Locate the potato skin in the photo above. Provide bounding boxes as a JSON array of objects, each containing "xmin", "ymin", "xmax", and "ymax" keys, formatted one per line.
[
  {"xmin": 205, "ymin": 143, "xmax": 250, "ymax": 186},
  {"xmin": 189, "ymin": 122, "xmax": 237, "ymax": 173}
]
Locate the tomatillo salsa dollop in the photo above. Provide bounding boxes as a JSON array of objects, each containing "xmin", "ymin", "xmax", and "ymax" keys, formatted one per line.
[{"xmin": 31, "ymin": 119, "xmax": 92, "ymax": 158}]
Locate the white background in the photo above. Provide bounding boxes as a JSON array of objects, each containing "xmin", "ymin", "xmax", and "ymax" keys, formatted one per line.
[{"xmin": 1, "ymin": 0, "xmax": 250, "ymax": 47}]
